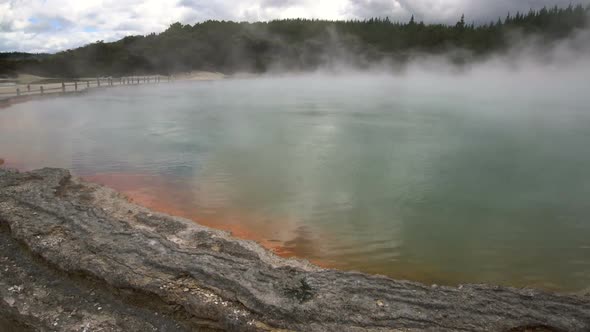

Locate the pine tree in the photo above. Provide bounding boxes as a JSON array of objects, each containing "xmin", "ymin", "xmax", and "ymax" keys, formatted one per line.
[{"xmin": 456, "ymin": 14, "xmax": 466, "ymax": 29}]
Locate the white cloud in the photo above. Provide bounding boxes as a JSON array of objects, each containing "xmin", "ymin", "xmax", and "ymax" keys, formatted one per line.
[{"xmin": 0, "ymin": 0, "xmax": 588, "ymax": 52}]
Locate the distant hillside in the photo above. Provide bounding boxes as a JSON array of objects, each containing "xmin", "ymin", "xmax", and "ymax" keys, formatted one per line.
[
  {"xmin": 1, "ymin": 4, "xmax": 588, "ymax": 77},
  {"xmin": 0, "ymin": 52, "xmax": 50, "ymax": 61},
  {"xmin": 0, "ymin": 52, "xmax": 51, "ymax": 78}
]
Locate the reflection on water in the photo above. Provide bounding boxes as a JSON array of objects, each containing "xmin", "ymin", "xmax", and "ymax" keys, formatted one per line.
[
  {"xmin": 83, "ymin": 172, "xmax": 317, "ymax": 261},
  {"xmin": 1, "ymin": 75, "xmax": 590, "ymax": 291}
]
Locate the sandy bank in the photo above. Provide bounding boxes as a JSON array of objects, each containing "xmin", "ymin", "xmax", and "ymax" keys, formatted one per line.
[
  {"xmin": 172, "ymin": 71, "xmax": 226, "ymax": 81},
  {"xmin": 0, "ymin": 167, "xmax": 589, "ymax": 331}
]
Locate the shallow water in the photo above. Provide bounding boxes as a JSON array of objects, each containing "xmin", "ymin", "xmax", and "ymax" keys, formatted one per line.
[{"xmin": 1, "ymin": 74, "xmax": 590, "ymax": 291}]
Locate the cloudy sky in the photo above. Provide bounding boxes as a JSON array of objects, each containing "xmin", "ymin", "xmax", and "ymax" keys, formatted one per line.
[{"xmin": 1, "ymin": 0, "xmax": 587, "ymax": 53}]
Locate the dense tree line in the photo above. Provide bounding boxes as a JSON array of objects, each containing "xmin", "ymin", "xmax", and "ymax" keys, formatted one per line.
[
  {"xmin": 1, "ymin": 4, "xmax": 588, "ymax": 77},
  {"xmin": 0, "ymin": 53, "xmax": 50, "ymax": 77},
  {"xmin": 0, "ymin": 52, "xmax": 49, "ymax": 61}
]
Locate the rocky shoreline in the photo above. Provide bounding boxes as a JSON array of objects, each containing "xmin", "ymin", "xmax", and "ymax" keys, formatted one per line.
[{"xmin": 0, "ymin": 167, "xmax": 589, "ymax": 331}]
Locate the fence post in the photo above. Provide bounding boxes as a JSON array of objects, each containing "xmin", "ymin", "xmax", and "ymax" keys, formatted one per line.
[
  {"xmin": 74, "ymin": 82, "xmax": 78, "ymax": 91},
  {"xmin": 16, "ymin": 88, "xmax": 20, "ymax": 96},
  {"xmin": 97, "ymin": 77, "xmax": 100, "ymax": 87},
  {"xmin": 62, "ymin": 82, "xmax": 66, "ymax": 93},
  {"xmin": 87, "ymin": 81, "xmax": 90, "ymax": 88},
  {"xmin": 27, "ymin": 84, "xmax": 31, "ymax": 92},
  {"xmin": 40, "ymin": 86, "xmax": 44, "ymax": 95}
]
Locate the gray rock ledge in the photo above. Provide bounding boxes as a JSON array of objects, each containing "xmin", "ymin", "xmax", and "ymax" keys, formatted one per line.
[{"xmin": 0, "ymin": 168, "xmax": 588, "ymax": 331}]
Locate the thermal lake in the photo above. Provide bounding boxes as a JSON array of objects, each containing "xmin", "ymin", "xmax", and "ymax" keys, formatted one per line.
[{"xmin": 1, "ymin": 72, "xmax": 590, "ymax": 291}]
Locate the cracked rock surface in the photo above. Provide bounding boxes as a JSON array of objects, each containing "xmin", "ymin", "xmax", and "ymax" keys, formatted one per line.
[{"xmin": 0, "ymin": 167, "xmax": 589, "ymax": 331}]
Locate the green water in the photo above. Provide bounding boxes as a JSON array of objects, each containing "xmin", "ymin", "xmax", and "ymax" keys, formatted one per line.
[{"xmin": 1, "ymin": 74, "xmax": 590, "ymax": 291}]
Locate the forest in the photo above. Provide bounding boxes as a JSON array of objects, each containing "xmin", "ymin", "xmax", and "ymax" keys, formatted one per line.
[{"xmin": 1, "ymin": 4, "xmax": 588, "ymax": 77}]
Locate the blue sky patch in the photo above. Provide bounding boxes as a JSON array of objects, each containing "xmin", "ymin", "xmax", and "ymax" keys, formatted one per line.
[{"xmin": 50, "ymin": 19, "xmax": 62, "ymax": 30}]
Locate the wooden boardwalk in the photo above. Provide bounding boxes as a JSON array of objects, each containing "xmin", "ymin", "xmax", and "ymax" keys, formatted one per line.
[{"xmin": 0, "ymin": 76, "xmax": 171, "ymax": 107}]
